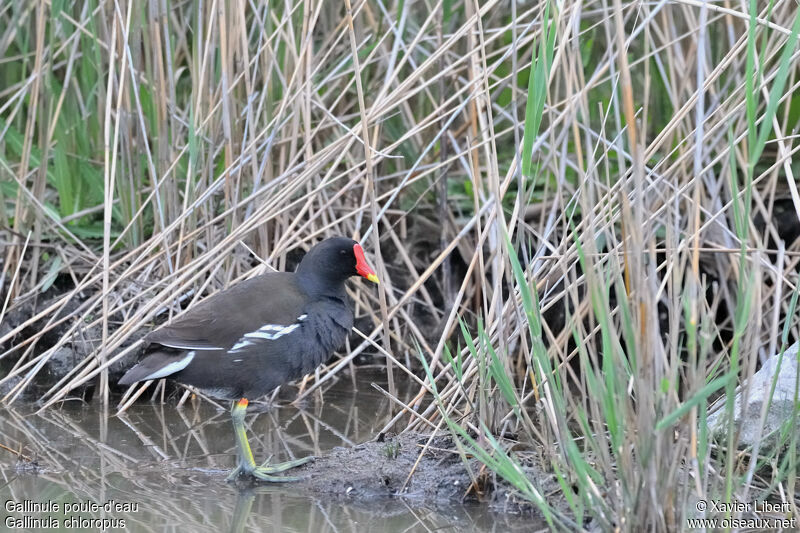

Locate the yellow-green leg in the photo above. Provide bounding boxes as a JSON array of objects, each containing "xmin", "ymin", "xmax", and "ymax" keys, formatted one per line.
[{"xmin": 226, "ymin": 398, "xmax": 314, "ymax": 482}]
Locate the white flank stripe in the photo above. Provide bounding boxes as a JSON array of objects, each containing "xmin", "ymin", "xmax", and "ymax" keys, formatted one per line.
[
  {"xmin": 230, "ymin": 340, "xmax": 252, "ymax": 351},
  {"xmin": 143, "ymin": 351, "xmax": 196, "ymax": 380},
  {"xmin": 229, "ymin": 322, "xmax": 302, "ymax": 353},
  {"xmin": 243, "ymin": 323, "xmax": 300, "ymax": 340},
  {"xmin": 158, "ymin": 342, "xmax": 222, "ymax": 351}
]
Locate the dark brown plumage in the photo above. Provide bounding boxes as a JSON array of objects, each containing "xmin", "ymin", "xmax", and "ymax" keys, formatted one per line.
[
  {"xmin": 119, "ymin": 236, "xmax": 379, "ymax": 482},
  {"xmin": 119, "ymin": 237, "xmax": 379, "ymax": 400}
]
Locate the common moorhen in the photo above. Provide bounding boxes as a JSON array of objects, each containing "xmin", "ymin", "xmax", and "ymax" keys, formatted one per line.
[{"xmin": 119, "ymin": 237, "xmax": 379, "ymax": 481}]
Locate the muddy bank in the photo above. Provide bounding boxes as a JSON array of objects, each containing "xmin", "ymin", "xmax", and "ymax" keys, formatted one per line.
[{"xmin": 232, "ymin": 431, "xmax": 561, "ymax": 518}]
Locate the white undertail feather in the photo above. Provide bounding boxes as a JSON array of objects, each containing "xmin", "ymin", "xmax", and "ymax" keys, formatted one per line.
[{"xmin": 142, "ymin": 351, "xmax": 196, "ymax": 380}]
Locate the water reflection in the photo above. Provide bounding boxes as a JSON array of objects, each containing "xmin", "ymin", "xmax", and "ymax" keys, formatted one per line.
[{"xmin": 0, "ymin": 371, "xmax": 538, "ymax": 532}]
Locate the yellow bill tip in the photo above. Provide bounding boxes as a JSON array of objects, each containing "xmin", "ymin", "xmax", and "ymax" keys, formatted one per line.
[{"xmin": 367, "ymin": 273, "xmax": 380, "ymax": 284}]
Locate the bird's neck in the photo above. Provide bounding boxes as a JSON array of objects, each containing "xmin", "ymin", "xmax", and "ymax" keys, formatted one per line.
[{"xmin": 295, "ymin": 269, "xmax": 347, "ymax": 300}]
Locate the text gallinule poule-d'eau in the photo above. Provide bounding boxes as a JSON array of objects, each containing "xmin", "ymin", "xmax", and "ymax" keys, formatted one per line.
[{"xmin": 119, "ymin": 237, "xmax": 379, "ymax": 481}]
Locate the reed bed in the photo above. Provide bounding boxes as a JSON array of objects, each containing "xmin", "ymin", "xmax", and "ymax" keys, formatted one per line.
[{"xmin": 2, "ymin": 0, "xmax": 800, "ymax": 529}]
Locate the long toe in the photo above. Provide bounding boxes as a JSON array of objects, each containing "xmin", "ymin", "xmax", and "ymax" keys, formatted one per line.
[
  {"xmin": 228, "ymin": 456, "xmax": 314, "ymax": 482},
  {"xmin": 251, "ymin": 468, "xmax": 305, "ymax": 483},
  {"xmin": 258, "ymin": 455, "xmax": 315, "ymax": 472},
  {"xmin": 226, "ymin": 464, "xmax": 245, "ymax": 482}
]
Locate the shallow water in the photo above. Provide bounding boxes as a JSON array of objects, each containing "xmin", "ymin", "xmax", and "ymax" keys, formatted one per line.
[{"xmin": 0, "ymin": 370, "xmax": 537, "ymax": 532}]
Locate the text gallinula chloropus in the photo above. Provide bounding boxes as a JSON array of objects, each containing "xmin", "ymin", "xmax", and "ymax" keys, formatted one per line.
[{"xmin": 119, "ymin": 237, "xmax": 379, "ymax": 481}]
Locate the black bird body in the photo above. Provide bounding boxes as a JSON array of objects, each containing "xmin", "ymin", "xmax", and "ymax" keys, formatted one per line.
[{"xmin": 119, "ymin": 237, "xmax": 375, "ymax": 401}]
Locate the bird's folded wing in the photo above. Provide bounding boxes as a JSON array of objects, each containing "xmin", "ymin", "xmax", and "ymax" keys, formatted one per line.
[{"xmin": 145, "ymin": 274, "xmax": 307, "ymax": 350}]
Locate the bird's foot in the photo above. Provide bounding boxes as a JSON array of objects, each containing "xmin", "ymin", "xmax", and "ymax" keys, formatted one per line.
[{"xmin": 227, "ymin": 456, "xmax": 315, "ymax": 483}]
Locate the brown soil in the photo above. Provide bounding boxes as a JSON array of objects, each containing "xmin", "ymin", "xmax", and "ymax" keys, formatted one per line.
[{"xmin": 232, "ymin": 431, "xmax": 563, "ymax": 518}]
